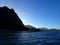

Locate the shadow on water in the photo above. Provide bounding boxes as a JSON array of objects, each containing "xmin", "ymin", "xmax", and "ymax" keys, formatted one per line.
[{"xmin": 0, "ymin": 31, "xmax": 18, "ymax": 45}]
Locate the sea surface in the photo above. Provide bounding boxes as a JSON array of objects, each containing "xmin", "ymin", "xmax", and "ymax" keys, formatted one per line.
[{"xmin": 0, "ymin": 31, "xmax": 60, "ymax": 45}]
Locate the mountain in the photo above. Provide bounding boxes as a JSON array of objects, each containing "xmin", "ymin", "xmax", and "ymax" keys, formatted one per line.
[
  {"xmin": 25, "ymin": 25, "xmax": 36, "ymax": 29},
  {"xmin": 0, "ymin": 6, "xmax": 29, "ymax": 31},
  {"xmin": 0, "ymin": 6, "xmax": 59, "ymax": 32},
  {"xmin": 40, "ymin": 28, "xmax": 48, "ymax": 30},
  {"xmin": 25, "ymin": 25, "xmax": 41, "ymax": 31}
]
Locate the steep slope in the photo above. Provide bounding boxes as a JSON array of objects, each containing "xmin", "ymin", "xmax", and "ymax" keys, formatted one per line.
[{"xmin": 0, "ymin": 6, "xmax": 28, "ymax": 31}]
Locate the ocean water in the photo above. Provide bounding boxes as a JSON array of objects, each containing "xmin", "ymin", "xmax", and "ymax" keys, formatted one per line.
[{"xmin": 0, "ymin": 31, "xmax": 60, "ymax": 45}]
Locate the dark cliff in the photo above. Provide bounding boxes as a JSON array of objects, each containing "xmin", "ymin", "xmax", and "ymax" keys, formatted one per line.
[{"xmin": 0, "ymin": 6, "xmax": 29, "ymax": 31}]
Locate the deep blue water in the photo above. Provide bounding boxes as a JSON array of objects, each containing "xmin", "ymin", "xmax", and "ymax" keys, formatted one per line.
[{"xmin": 0, "ymin": 31, "xmax": 60, "ymax": 45}]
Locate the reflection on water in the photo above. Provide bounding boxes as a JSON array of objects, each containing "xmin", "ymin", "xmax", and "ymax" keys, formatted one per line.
[{"xmin": 0, "ymin": 31, "xmax": 60, "ymax": 45}]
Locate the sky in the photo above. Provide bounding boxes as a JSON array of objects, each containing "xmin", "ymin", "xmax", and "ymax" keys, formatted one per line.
[{"xmin": 0, "ymin": 0, "xmax": 60, "ymax": 29}]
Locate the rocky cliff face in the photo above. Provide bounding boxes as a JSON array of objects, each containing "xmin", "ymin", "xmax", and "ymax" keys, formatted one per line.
[{"xmin": 0, "ymin": 6, "xmax": 26, "ymax": 31}]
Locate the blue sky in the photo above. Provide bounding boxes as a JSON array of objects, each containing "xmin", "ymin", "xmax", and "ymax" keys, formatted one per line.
[{"xmin": 0, "ymin": 0, "xmax": 60, "ymax": 29}]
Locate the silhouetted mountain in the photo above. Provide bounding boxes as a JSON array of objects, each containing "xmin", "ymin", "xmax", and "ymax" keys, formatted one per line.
[
  {"xmin": 40, "ymin": 28, "xmax": 48, "ymax": 30},
  {"xmin": 25, "ymin": 25, "xmax": 36, "ymax": 29},
  {"xmin": 25, "ymin": 25, "xmax": 36, "ymax": 31},
  {"xmin": 0, "ymin": 6, "xmax": 59, "ymax": 32},
  {"xmin": 0, "ymin": 6, "xmax": 29, "ymax": 31},
  {"xmin": 25, "ymin": 25, "xmax": 41, "ymax": 31},
  {"xmin": 49, "ymin": 28, "xmax": 60, "ymax": 31}
]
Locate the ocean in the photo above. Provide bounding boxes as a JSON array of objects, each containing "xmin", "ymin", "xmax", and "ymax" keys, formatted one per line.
[{"xmin": 0, "ymin": 31, "xmax": 60, "ymax": 45}]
